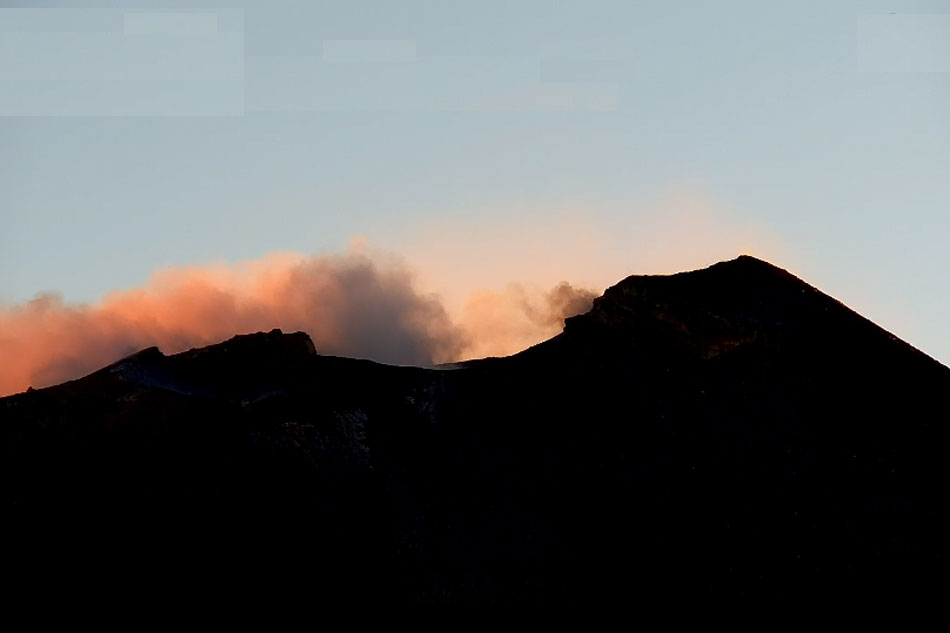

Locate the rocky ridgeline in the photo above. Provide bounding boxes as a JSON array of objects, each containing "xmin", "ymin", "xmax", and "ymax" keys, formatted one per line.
[{"xmin": 3, "ymin": 257, "xmax": 948, "ymax": 609}]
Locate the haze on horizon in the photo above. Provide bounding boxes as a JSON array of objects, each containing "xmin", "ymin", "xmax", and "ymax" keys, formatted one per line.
[{"xmin": 2, "ymin": 1, "xmax": 949, "ymax": 382}]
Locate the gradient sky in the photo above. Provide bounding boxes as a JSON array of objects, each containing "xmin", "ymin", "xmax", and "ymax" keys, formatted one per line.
[{"xmin": 2, "ymin": 0, "xmax": 949, "ymax": 364}]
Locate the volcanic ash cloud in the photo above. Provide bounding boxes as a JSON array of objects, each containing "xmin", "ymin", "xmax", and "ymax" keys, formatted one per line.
[{"xmin": 0, "ymin": 250, "xmax": 597, "ymax": 396}]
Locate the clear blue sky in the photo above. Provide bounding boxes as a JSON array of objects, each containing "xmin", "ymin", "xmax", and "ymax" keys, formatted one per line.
[{"xmin": 2, "ymin": 0, "xmax": 949, "ymax": 363}]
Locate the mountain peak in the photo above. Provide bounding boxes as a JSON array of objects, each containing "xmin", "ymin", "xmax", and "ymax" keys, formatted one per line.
[
  {"xmin": 730, "ymin": 253, "xmax": 775, "ymax": 265},
  {"xmin": 173, "ymin": 328, "xmax": 317, "ymax": 361},
  {"xmin": 702, "ymin": 253, "xmax": 797, "ymax": 279},
  {"xmin": 95, "ymin": 329, "xmax": 318, "ymax": 396},
  {"xmin": 562, "ymin": 255, "xmax": 941, "ymax": 367},
  {"xmin": 566, "ymin": 255, "xmax": 808, "ymax": 340}
]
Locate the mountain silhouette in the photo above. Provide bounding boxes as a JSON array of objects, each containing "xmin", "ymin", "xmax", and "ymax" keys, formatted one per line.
[{"xmin": 3, "ymin": 256, "xmax": 947, "ymax": 608}]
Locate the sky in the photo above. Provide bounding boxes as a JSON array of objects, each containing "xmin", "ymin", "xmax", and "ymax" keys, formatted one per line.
[{"xmin": 1, "ymin": 0, "xmax": 949, "ymax": 390}]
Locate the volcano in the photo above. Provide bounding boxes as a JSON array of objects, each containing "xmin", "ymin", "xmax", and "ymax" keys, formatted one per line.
[{"xmin": 3, "ymin": 256, "xmax": 947, "ymax": 607}]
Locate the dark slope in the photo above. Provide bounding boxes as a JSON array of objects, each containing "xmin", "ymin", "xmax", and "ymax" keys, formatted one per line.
[{"xmin": 3, "ymin": 256, "xmax": 948, "ymax": 607}]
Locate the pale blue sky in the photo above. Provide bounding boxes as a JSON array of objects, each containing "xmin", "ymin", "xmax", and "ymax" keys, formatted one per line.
[{"xmin": 2, "ymin": 0, "xmax": 949, "ymax": 362}]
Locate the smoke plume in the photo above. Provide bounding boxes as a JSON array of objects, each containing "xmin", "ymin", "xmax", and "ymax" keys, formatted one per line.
[
  {"xmin": 457, "ymin": 282, "xmax": 598, "ymax": 359},
  {"xmin": 0, "ymin": 250, "xmax": 597, "ymax": 396}
]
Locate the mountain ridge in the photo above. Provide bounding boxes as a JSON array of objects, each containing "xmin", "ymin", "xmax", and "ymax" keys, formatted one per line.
[{"xmin": 2, "ymin": 255, "xmax": 947, "ymax": 608}]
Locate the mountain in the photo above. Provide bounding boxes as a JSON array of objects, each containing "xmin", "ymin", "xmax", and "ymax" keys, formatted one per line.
[{"xmin": 3, "ymin": 255, "xmax": 947, "ymax": 608}]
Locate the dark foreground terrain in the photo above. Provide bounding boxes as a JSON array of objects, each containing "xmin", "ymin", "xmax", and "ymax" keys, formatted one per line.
[{"xmin": 3, "ymin": 256, "xmax": 947, "ymax": 607}]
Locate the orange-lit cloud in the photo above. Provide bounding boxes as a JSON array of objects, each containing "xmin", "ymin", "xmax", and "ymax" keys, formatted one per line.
[
  {"xmin": 0, "ymin": 191, "xmax": 787, "ymax": 397},
  {"xmin": 0, "ymin": 249, "xmax": 596, "ymax": 396},
  {"xmin": 457, "ymin": 282, "xmax": 597, "ymax": 359}
]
